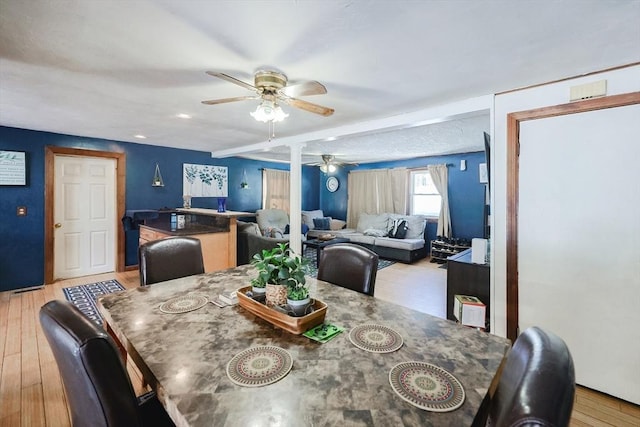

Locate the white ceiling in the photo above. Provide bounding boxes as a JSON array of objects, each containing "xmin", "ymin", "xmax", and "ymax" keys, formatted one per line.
[{"xmin": 1, "ymin": 0, "xmax": 638, "ymax": 164}]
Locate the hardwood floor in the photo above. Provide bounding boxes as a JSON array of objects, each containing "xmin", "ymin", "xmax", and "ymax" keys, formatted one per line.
[{"xmin": 1, "ymin": 260, "xmax": 637, "ymax": 426}]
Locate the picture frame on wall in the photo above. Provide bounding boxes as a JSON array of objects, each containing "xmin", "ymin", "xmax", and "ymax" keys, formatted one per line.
[
  {"xmin": 183, "ymin": 163, "xmax": 228, "ymax": 197},
  {"xmin": 0, "ymin": 150, "xmax": 27, "ymax": 186}
]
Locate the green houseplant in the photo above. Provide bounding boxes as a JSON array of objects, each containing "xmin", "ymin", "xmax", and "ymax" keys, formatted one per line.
[{"xmin": 251, "ymin": 243, "xmax": 309, "ymax": 310}]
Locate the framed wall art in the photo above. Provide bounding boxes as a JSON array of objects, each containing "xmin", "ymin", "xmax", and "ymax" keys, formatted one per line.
[
  {"xmin": 183, "ymin": 163, "xmax": 228, "ymax": 197},
  {"xmin": 0, "ymin": 150, "xmax": 27, "ymax": 186}
]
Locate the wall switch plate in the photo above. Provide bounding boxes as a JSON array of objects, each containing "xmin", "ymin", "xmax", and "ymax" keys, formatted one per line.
[
  {"xmin": 460, "ymin": 160, "xmax": 467, "ymax": 171},
  {"xmin": 17, "ymin": 206, "xmax": 27, "ymax": 216}
]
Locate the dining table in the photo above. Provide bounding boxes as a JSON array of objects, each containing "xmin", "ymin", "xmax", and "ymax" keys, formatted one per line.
[{"xmin": 97, "ymin": 264, "xmax": 511, "ymax": 427}]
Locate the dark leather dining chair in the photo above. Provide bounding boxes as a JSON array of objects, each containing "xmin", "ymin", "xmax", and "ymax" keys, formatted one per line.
[
  {"xmin": 138, "ymin": 236, "xmax": 204, "ymax": 286},
  {"xmin": 39, "ymin": 300, "xmax": 175, "ymax": 427},
  {"xmin": 317, "ymin": 243, "xmax": 378, "ymax": 296},
  {"xmin": 486, "ymin": 326, "xmax": 576, "ymax": 427}
]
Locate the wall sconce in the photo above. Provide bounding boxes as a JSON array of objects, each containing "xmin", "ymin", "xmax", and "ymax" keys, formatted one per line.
[
  {"xmin": 240, "ymin": 169, "xmax": 249, "ymax": 189},
  {"xmin": 152, "ymin": 163, "xmax": 164, "ymax": 187}
]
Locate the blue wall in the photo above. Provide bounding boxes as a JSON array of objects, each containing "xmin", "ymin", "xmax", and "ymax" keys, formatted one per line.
[
  {"xmin": 0, "ymin": 126, "xmax": 320, "ymax": 291},
  {"xmin": 318, "ymin": 152, "xmax": 487, "ymax": 243}
]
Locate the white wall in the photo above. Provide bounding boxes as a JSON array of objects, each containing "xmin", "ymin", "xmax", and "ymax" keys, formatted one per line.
[{"xmin": 491, "ymin": 65, "xmax": 640, "ymax": 338}]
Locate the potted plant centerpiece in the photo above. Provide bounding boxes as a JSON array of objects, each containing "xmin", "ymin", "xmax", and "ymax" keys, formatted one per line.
[{"xmin": 251, "ymin": 243, "xmax": 310, "ymax": 312}]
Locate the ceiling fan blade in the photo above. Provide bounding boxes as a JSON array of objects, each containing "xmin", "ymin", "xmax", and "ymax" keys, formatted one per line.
[
  {"xmin": 201, "ymin": 96, "xmax": 259, "ymax": 105},
  {"xmin": 205, "ymin": 71, "xmax": 256, "ymax": 91},
  {"xmin": 283, "ymin": 97, "xmax": 334, "ymax": 117},
  {"xmin": 280, "ymin": 80, "xmax": 327, "ymax": 97}
]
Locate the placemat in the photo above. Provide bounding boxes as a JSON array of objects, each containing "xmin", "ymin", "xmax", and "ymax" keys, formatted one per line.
[
  {"xmin": 226, "ymin": 346, "xmax": 293, "ymax": 387},
  {"xmin": 348, "ymin": 324, "xmax": 403, "ymax": 353},
  {"xmin": 388, "ymin": 361, "xmax": 465, "ymax": 412},
  {"xmin": 159, "ymin": 294, "xmax": 208, "ymax": 314}
]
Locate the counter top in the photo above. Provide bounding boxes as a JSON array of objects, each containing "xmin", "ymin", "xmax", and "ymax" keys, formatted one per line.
[
  {"xmin": 141, "ymin": 212, "xmax": 229, "ymax": 236},
  {"xmin": 176, "ymin": 208, "xmax": 255, "ymax": 218}
]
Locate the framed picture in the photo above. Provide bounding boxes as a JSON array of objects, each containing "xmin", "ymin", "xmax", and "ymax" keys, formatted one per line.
[
  {"xmin": 183, "ymin": 163, "xmax": 228, "ymax": 197},
  {"xmin": 0, "ymin": 150, "xmax": 27, "ymax": 186}
]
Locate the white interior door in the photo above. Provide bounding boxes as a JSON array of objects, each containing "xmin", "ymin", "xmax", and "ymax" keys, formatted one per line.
[
  {"xmin": 518, "ymin": 104, "xmax": 640, "ymax": 404},
  {"xmin": 54, "ymin": 155, "xmax": 117, "ymax": 279}
]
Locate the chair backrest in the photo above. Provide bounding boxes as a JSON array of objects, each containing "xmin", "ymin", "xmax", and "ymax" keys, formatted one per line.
[
  {"xmin": 39, "ymin": 300, "xmax": 142, "ymax": 427},
  {"xmin": 138, "ymin": 236, "xmax": 204, "ymax": 286},
  {"xmin": 317, "ymin": 243, "xmax": 378, "ymax": 296},
  {"xmin": 256, "ymin": 209, "xmax": 290, "ymax": 235},
  {"xmin": 487, "ymin": 326, "xmax": 576, "ymax": 427}
]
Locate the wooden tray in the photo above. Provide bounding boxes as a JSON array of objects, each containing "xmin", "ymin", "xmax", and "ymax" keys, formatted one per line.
[{"xmin": 236, "ymin": 286, "xmax": 327, "ymax": 335}]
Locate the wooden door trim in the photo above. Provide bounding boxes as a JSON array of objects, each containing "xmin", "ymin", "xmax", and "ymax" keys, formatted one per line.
[
  {"xmin": 45, "ymin": 147, "xmax": 126, "ymax": 284},
  {"xmin": 506, "ymin": 91, "xmax": 640, "ymax": 342}
]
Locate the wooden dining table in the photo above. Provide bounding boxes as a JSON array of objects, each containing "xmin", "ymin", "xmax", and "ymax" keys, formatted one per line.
[{"xmin": 97, "ymin": 264, "xmax": 511, "ymax": 427}]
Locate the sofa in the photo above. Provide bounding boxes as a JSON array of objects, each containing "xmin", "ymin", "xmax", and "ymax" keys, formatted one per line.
[{"xmin": 304, "ymin": 210, "xmax": 428, "ymax": 263}]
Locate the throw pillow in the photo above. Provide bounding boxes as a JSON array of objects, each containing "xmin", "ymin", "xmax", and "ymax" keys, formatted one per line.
[
  {"xmin": 330, "ymin": 219, "xmax": 347, "ymax": 230},
  {"xmin": 301, "ymin": 210, "xmax": 324, "ymax": 229},
  {"xmin": 284, "ymin": 224, "xmax": 310, "ymax": 235},
  {"xmin": 313, "ymin": 217, "xmax": 332, "ymax": 230},
  {"xmin": 363, "ymin": 228, "xmax": 387, "ymax": 237},
  {"xmin": 388, "ymin": 219, "xmax": 409, "ymax": 239}
]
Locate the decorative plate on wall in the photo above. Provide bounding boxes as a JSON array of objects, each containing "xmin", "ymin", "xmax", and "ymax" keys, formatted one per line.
[{"xmin": 326, "ymin": 176, "xmax": 339, "ymax": 192}]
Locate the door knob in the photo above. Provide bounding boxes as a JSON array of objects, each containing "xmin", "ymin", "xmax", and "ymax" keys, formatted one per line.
[{"xmin": 54, "ymin": 223, "xmax": 62, "ymax": 228}]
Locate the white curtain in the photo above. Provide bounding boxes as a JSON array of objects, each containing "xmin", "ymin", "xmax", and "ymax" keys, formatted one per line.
[
  {"xmin": 347, "ymin": 168, "xmax": 408, "ymax": 227},
  {"xmin": 427, "ymin": 164, "xmax": 451, "ymax": 237},
  {"xmin": 262, "ymin": 169, "xmax": 290, "ymax": 213}
]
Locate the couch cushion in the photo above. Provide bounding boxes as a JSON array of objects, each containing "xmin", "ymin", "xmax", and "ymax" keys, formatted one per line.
[
  {"xmin": 301, "ymin": 210, "xmax": 324, "ymax": 229},
  {"xmin": 356, "ymin": 213, "xmax": 390, "ymax": 233},
  {"xmin": 345, "ymin": 233, "xmax": 376, "ymax": 245},
  {"xmin": 313, "ymin": 217, "xmax": 332, "ymax": 230},
  {"xmin": 388, "ymin": 214, "xmax": 427, "ymax": 239},
  {"xmin": 373, "ymin": 237, "xmax": 425, "ymax": 251}
]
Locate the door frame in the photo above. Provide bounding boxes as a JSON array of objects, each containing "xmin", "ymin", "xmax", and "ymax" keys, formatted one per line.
[
  {"xmin": 45, "ymin": 146, "xmax": 126, "ymax": 284},
  {"xmin": 505, "ymin": 91, "xmax": 640, "ymax": 342}
]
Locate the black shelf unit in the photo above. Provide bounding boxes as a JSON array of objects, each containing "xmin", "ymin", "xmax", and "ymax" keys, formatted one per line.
[{"xmin": 430, "ymin": 239, "xmax": 471, "ymax": 264}]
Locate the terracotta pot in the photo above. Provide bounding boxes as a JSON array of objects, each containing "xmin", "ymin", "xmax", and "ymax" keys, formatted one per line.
[{"xmin": 265, "ymin": 284, "xmax": 287, "ymax": 307}]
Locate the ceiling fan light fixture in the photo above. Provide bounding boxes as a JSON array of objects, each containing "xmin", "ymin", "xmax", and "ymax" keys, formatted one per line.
[
  {"xmin": 320, "ymin": 163, "xmax": 336, "ymax": 173},
  {"xmin": 250, "ymin": 100, "xmax": 288, "ymax": 123}
]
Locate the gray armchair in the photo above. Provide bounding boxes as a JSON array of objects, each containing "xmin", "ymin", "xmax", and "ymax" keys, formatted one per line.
[{"xmin": 236, "ymin": 220, "xmax": 288, "ymax": 265}]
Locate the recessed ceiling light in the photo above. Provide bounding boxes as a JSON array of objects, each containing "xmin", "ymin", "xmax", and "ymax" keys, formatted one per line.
[
  {"xmin": 176, "ymin": 113, "xmax": 192, "ymax": 119},
  {"xmin": 134, "ymin": 134, "xmax": 146, "ymax": 139}
]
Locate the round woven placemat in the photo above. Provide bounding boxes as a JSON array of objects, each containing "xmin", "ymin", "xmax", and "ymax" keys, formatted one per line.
[
  {"xmin": 226, "ymin": 346, "xmax": 293, "ymax": 387},
  {"xmin": 389, "ymin": 361, "xmax": 465, "ymax": 412}
]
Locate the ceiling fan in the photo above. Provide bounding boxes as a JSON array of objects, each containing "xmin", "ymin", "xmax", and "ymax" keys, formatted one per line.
[
  {"xmin": 202, "ymin": 70, "xmax": 335, "ymax": 121},
  {"xmin": 312, "ymin": 154, "xmax": 356, "ymax": 173}
]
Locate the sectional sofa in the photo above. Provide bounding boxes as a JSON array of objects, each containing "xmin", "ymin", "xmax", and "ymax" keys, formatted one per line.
[{"xmin": 303, "ymin": 210, "xmax": 428, "ymax": 263}]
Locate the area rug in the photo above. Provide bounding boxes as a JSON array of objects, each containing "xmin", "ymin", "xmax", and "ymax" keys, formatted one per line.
[
  {"xmin": 303, "ymin": 247, "xmax": 395, "ymax": 278},
  {"xmin": 62, "ymin": 279, "xmax": 125, "ymax": 325}
]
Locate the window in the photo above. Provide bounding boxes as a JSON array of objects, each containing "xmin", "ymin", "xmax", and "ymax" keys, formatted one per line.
[
  {"xmin": 262, "ymin": 168, "xmax": 290, "ymax": 212},
  {"xmin": 410, "ymin": 170, "xmax": 441, "ymax": 217}
]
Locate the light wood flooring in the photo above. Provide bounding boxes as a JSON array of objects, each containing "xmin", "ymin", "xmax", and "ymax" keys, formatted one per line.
[{"xmin": 1, "ymin": 258, "xmax": 638, "ymax": 426}]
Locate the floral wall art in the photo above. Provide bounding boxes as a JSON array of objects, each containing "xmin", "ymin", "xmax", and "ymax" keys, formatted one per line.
[{"xmin": 183, "ymin": 163, "xmax": 228, "ymax": 197}]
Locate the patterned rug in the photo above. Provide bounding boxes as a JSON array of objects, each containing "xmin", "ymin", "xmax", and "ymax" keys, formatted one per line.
[
  {"xmin": 303, "ymin": 247, "xmax": 395, "ymax": 278},
  {"xmin": 62, "ymin": 280, "xmax": 125, "ymax": 325}
]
